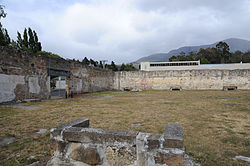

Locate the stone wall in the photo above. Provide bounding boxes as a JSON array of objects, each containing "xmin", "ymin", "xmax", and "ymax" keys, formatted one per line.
[
  {"xmin": 48, "ymin": 119, "xmax": 184, "ymax": 166},
  {"xmin": 0, "ymin": 47, "xmax": 114, "ymax": 103},
  {"xmin": 0, "ymin": 47, "xmax": 50, "ymax": 103},
  {"xmin": 114, "ymin": 69, "xmax": 250, "ymax": 90},
  {"xmin": 70, "ymin": 62, "xmax": 114, "ymax": 94}
]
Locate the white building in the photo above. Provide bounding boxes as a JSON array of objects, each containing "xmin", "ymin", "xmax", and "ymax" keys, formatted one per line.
[
  {"xmin": 140, "ymin": 61, "xmax": 250, "ymax": 71},
  {"xmin": 140, "ymin": 61, "xmax": 200, "ymax": 71}
]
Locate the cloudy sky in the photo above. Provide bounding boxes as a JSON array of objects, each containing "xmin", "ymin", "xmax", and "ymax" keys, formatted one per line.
[{"xmin": 1, "ymin": 0, "xmax": 250, "ymax": 63}]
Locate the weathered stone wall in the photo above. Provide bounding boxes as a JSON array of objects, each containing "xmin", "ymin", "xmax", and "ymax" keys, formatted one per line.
[
  {"xmin": 70, "ymin": 62, "xmax": 114, "ymax": 94},
  {"xmin": 48, "ymin": 119, "xmax": 184, "ymax": 166},
  {"xmin": 114, "ymin": 70, "xmax": 250, "ymax": 90},
  {"xmin": 0, "ymin": 47, "xmax": 50, "ymax": 103},
  {"xmin": 0, "ymin": 47, "xmax": 114, "ymax": 103}
]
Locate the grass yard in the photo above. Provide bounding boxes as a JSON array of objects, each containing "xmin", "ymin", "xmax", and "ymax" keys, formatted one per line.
[{"xmin": 0, "ymin": 90, "xmax": 249, "ymax": 166}]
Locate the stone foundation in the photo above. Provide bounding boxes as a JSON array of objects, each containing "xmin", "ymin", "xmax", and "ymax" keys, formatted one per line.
[{"xmin": 48, "ymin": 119, "xmax": 185, "ymax": 166}]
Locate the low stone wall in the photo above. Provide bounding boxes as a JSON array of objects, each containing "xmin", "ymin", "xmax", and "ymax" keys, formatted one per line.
[
  {"xmin": 48, "ymin": 119, "xmax": 184, "ymax": 166},
  {"xmin": 114, "ymin": 69, "xmax": 250, "ymax": 90}
]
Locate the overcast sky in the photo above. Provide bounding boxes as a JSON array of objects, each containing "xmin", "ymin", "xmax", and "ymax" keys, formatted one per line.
[{"xmin": 1, "ymin": 0, "xmax": 250, "ymax": 63}]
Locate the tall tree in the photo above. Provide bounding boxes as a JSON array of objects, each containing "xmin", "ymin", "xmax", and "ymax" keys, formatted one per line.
[
  {"xmin": 17, "ymin": 31, "xmax": 22, "ymax": 48},
  {"xmin": 23, "ymin": 28, "xmax": 28, "ymax": 49},
  {"xmin": 0, "ymin": 27, "xmax": 10, "ymax": 46},
  {"xmin": 82, "ymin": 57, "xmax": 90, "ymax": 65},
  {"xmin": 90, "ymin": 59, "xmax": 97, "ymax": 66},
  {"xmin": 107, "ymin": 61, "xmax": 118, "ymax": 71},
  {"xmin": 99, "ymin": 61, "xmax": 103, "ymax": 68},
  {"xmin": 120, "ymin": 63, "xmax": 125, "ymax": 71},
  {"xmin": 0, "ymin": 5, "xmax": 10, "ymax": 46},
  {"xmin": 16, "ymin": 27, "xmax": 42, "ymax": 52},
  {"xmin": 28, "ymin": 27, "xmax": 35, "ymax": 51},
  {"xmin": 33, "ymin": 30, "xmax": 41, "ymax": 52},
  {"xmin": 216, "ymin": 41, "xmax": 230, "ymax": 63}
]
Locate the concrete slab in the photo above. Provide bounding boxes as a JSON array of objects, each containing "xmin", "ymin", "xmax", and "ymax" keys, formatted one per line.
[
  {"xmin": 15, "ymin": 106, "xmax": 40, "ymax": 110},
  {"xmin": 104, "ymin": 95, "xmax": 113, "ymax": 98},
  {"xmin": 163, "ymin": 102, "xmax": 177, "ymax": 104},
  {"xmin": 0, "ymin": 137, "xmax": 15, "ymax": 147},
  {"xmin": 23, "ymin": 99, "xmax": 41, "ymax": 103},
  {"xmin": 218, "ymin": 97, "xmax": 240, "ymax": 99},
  {"xmin": 131, "ymin": 124, "xmax": 141, "ymax": 127},
  {"xmin": 221, "ymin": 103, "xmax": 236, "ymax": 106},
  {"xmin": 111, "ymin": 101, "xmax": 122, "ymax": 103},
  {"xmin": 233, "ymin": 156, "xmax": 250, "ymax": 164},
  {"xmin": 36, "ymin": 129, "xmax": 47, "ymax": 134},
  {"xmin": 96, "ymin": 98, "xmax": 104, "ymax": 100}
]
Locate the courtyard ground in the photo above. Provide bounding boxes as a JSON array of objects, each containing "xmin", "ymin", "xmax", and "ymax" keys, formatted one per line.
[{"xmin": 0, "ymin": 90, "xmax": 249, "ymax": 166}]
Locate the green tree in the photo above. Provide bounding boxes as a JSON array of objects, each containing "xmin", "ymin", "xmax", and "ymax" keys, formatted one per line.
[
  {"xmin": 242, "ymin": 51, "xmax": 250, "ymax": 63},
  {"xmin": 0, "ymin": 27, "xmax": 10, "ymax": 46},
  {"xmin": 169, "ymin": 56, "xmax": 177, "ymax": 62},
  {"xmin": 216, "ymin": 41, "xmax": 230, "ymax": 63},
  {"xmin": 120, "ymin": 63, "xmax": 137, "ymax": 71},
  {"xmin": 82, "ymin": 57, "xmax": 90, "ymax": 65},
  {"xmin": 23, "ymin": 28, "xmax": 29, "ymax": 49},
  {"xmin": 0, "ymin": 5, "xmax": 10, "ymax": 46},
  {"xmin": 33, "ymin": 30, "xmax": 42, "ymax": 52},
  {"xmin": 200, "ymin": 58, "xmax": 210, "ymax": 64},
  {"xmin": 28, "ymin": 28, "xmax": 35, "ymax": 51},
  {"xmin": 16, "ymin": 31, "xmax": 22, "ymax": 48},
  {"xmin": 230, "ymin": 51, "xmax": 243, "ymax": 63},
  {"xmin": 107, "ymin": 61, "xmax": 118, "ymax": 71},
  {"xmin": 90, "ymin": 59, "xmax": 97, "ymax": 66},
  {"xmin": 120, "ymin": 63, "xmax": 125, "ymax": 71},
  {"xmin": 99, "ymin": 61, "xmax": 103, "ymax": 68},
  {"xmin": 16, "ymin": 27, "xmax": 42, "ymax": 53}
]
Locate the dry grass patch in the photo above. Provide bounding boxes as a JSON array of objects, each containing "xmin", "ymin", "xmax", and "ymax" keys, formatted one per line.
[{"xmin": 0, "ymin": 90, "xmax": 249, "ymax": 165}]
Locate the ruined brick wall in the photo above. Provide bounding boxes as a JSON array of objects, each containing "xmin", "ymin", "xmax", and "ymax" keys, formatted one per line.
[
  {"xmin": 70, "ymin": 62, "xmax": 114, "ymax": 94},
  {"xmin": 0, "ymin": 47, "xmax": 50, "ymax": 103},
  {"xmin": 114, "ymin": 69, "xmax": 250, "ymax": 90},
  {"xmin": 48, "ymin": 119, "xmax": 185, "ymax": 166},
  {"xmin": 0, "ymin": 47, "xmax": 114, "ymax": 103}
]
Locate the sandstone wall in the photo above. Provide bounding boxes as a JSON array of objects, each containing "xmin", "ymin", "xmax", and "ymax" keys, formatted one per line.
[
  {"xmin": 0, "ymin": 47, "xmax": 50, "ymax": 103},
  {"xmin": 114, "ymin": 70, "xmax": 250, "ymax": 90},
  {"xmin": 48, "ymin": 119, "xmax": 184, "ymax": 166},
  {"xmin": 0, "ymin": 47, "xmax": 114, "ymax": 103},
  {"xmin": 70, "ymin": 62, "xmax": 114, "ymax": 94}
]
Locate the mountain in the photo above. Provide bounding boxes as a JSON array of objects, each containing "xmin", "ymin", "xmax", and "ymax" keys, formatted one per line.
[{"xmin": 135, "ymin": 38, "xmax": 250, "ymax": 63}]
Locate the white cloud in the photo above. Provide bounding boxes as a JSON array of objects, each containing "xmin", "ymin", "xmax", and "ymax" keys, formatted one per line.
[{"xmin": 1, "ymin": 0, "xmax": 250, "ymax": 63}]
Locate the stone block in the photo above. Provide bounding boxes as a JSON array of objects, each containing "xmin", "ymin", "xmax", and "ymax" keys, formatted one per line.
[
  {"xmin": 71, "ymin": 145, "xmax": 101, "ymax": 165},
  {"xmin": 51, "ymin": 119, "xmax": 89, "ymax": 139},
  {"xmin": 164, "ymin": 124, "xmax": 183, "ymax": 140},
  {"xmin": 63, "ymin": 128, "xmax": 138, "ymax": 144},
  {"xmin": 147, "ymin": 134, "xmax": 161, "ymax": 150},
  {"xmin": 164, "ymin": 124, "xmax": 183, "ymax": 149},
  {"xmin": 106, "ymin": 146, "xmax": 136, "ymax": 165},
  {"xmin": 137, "ymin": 152, "xmax": 146, "ymax": 166},
  {"xmin": 163, "ymin": 139, "xmax": 183, "ymax": 149},
  {"xmin": 154, "ymin": 152, "xmax": 184, "ymax": 166},
  {"xmin": 50, "ymin": 140, "xmax": 67, "ymax": 154}
]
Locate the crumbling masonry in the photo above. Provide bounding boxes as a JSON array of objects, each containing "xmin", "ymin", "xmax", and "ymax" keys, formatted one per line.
[{"xmin": 48, "ymin": 119, "xmax": 185, "ymax": 166}]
